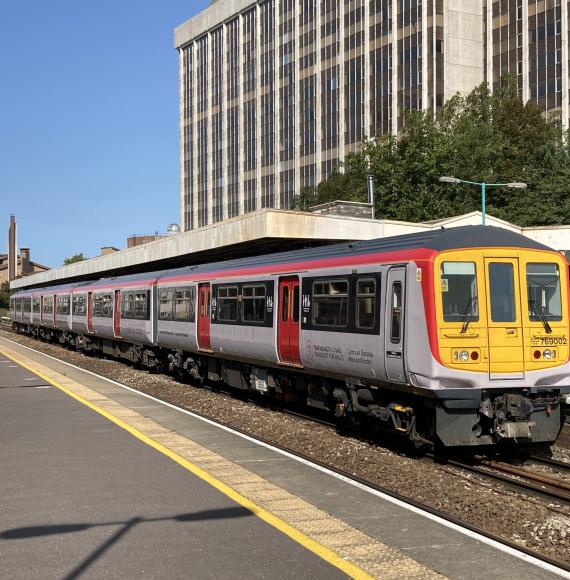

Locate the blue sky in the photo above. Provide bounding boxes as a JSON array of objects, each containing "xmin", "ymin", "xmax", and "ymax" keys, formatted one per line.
[{"xmin": 0, "ymin": 0, "xmax": 209, "ymax": 267}]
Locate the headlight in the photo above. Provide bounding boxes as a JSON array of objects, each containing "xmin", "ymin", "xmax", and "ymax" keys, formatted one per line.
[
  {"xmin": 543, "ymin": 349, "xmax": 553, "ymax": 360},
  {"xmin": 459, "ymin": 350, "xmax": 469, "ymax": 362}
]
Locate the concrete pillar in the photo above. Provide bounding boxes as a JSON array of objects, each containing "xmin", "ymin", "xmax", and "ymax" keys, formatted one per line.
[
  {"xmin": 433, "ymin": 0, "xmax": 438, "ymax": 109},
  {"xmin": 178, "ymin": 48, "xmax": 185, "ymax": 230},
  {"xmin": 338, "ymin": 0, "xmax": 346, "ymax": 160},
  {"xmin": 191, "ymin": 43, "xmax": 199, "ymax": 230},
  {"xmin": 486, "ymin": 0, "xmax": 493, "ymax": 90},
  {"xmin": 522, "ymin": 0, "xmax": 530, "ymax": 102},
  {"xmin": 315, "ymin": 0, "xmax": 322, "ymax": 185},
  {"xmin": 274, "ymin": 1, "xmax": 280, "ymax": 208},
  {"xmin": 363, "ymin": 0, "xmax": 371, "ymax": 134},
  {"xmin": 562, "ymin": 0, "xmax": 569, "ymax": 129},
  {"xmin": 255, "ymin": 3, "xmax": 262, "ymax": 211},
  {"xmin": 207, "ymin": 31, "xmax": 214, "ymax": 226},
  {"xmin": 238, "ymin": 13, "xmax": 245, "ymax": 216},
  {"xmin": 391, "ymin": 0, "xmax": 399, "ymax": 134},
  {"xmin": 221, "ymin": 23, "xmax": 228, "ymax": 220},
  {"xmin": 422, "ymin": 0, "xmax": 429, "ymax": 111},
  {"xmin": 8, "ymin": 214, "xmax": 16, "ymax": 282},
  {"xmin": 294, "ymin": 0, "xmax": 301, "ymax": 203}
]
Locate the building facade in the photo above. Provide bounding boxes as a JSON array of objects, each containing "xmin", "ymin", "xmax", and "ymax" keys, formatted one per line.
[
  {"xmin": 0, "ymin": 249, "xmax": 49, "ymax": 285},
  {"xmin": 175, "ymin": 0, "xmax": 568, "ymax": 231}
]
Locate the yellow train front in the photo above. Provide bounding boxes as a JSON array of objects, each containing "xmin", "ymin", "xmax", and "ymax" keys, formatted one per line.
[{"xmin": 430, "ymin": 239, "xmax": 570, "ymax": 448}]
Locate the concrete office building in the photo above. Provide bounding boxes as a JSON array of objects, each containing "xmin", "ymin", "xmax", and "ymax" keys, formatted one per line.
[{"xmin": 175, "ymin": 0, "xmax": 568, "ymax": 232}]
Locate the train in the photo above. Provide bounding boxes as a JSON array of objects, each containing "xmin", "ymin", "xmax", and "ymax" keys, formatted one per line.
[{"xmin": 9, "ymin": 225, "xmax": 570, "ymax": 450}]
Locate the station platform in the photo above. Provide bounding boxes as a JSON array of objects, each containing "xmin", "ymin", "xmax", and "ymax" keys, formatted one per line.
[{"xmin": 0, "ymin": 335, "xmax": 566, "ymax": 580}]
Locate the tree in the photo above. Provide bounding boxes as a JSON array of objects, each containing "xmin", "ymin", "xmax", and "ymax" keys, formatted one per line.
[
  {"xmin": 63, "ymin": 253, "xmax": 86, "ymax": 265},
  {"xmin": 0, "ymin": 281, "xmax": 13, "ymax": 309},
  {"xmin": 291, "ymin": 77, "xmax": 570, "ymax": 226}
]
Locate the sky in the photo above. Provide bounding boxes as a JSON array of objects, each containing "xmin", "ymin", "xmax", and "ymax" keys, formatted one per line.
[{"xmin": 0, "ymin": 0, "xmax": 209, "ymax": 268}]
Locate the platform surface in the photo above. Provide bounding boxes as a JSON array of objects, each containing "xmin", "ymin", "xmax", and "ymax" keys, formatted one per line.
[{"xmin": 0, "ymin": 336, "xmax": 565, "ymax": 580}]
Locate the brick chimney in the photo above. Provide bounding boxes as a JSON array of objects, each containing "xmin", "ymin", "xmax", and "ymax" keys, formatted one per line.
[
  {"xmin": 20, "ymin": 247, "xmax": 31, "ymax": 276},
  {"xmin": 8, "ymin": 214, "xmax": 16, "ymax": 281},
  {"xmin": 100, "ymin": 246, "xmax": 119, "ymax": 256}
]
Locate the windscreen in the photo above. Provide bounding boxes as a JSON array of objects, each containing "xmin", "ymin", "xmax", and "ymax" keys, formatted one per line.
[{"xmin": 440, "ymin": 262, "xmax": 478, "ymax": 322}]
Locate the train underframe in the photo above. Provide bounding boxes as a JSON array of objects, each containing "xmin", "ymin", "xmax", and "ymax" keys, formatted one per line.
[{"xmin": 13, "ymin": 322, "xmax": 569, "ymax": 451}]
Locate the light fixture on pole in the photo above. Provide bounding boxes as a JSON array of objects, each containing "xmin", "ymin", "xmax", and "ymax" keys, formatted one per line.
[
  {"xmin": 438, "ymin": 176, "xmax": 527, "ymax": 225},
  {"xmin": 367, "ymin": 174, "xmax": 375, "ymax": 219}
]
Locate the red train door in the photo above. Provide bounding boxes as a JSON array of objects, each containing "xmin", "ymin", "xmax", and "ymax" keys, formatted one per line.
[
  {"xmin": 40, "ymin": 296, "xmax": 44, "ymax": 324},
  {"xmin": 87, "ymin": 292, "xmax": 94, "ymax": 333},
  {"xmin": 113, "ymin": 290, "xmax": 121, "ymax": 338},
  {"xmin": 197, "ymin": 283, "xmax": 211, "ymax": 350},
  {"xmin": 277, "ymin": 276, "xmax": 301, "ymax": 365},
  {"xmin": 52, "ymin": 295, "xmax": 57, "ymax": 326}
]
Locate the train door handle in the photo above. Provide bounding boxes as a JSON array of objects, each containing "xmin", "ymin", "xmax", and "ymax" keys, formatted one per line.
[
  {"xmin": 386, "ymin": 350, "xmax": 402, "ymax": 358},
  {"xmin": 506, "ymin": 328, "xmax": 517, "ymax": 335}
]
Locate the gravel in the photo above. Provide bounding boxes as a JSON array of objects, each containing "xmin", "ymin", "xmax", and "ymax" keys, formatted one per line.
[{"xmin": 3, "ymin": 330, "xmax": 570, "ymax": 565}]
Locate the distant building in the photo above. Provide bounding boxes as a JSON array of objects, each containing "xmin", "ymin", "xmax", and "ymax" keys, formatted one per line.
[
  {"xmin": 100, "ymin": 246, "xmax": 120, "ymax": 256},
  {"xmin": 127, "ymin": 233, "xmax": 166, "ymax": 248},
  {"xmin": 175, "ymin": 0, "xmax": 569, "ymax": 231},
  {"xmin": 0, "ymin": 248, "xmax": 50, "ymax": 284}
]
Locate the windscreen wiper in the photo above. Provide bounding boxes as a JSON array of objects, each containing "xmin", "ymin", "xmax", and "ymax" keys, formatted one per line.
[
  {"xmin": 460, "ymin": 296, "xmax": 478, "ymax": 334},
  {"xmin": 529, "ymin": 299, "xmax": 552, "ymax": 334}
]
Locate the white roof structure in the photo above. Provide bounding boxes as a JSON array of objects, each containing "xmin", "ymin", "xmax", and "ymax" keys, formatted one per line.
[{"xmin": 11, "ymin": 208, "xmax": 570, "ymax": 290}]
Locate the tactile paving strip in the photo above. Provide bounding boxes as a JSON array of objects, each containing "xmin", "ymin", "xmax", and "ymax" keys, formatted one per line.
[{"xmin": 1, "ymin": 345, "xmax": 445, "ymax": 580}]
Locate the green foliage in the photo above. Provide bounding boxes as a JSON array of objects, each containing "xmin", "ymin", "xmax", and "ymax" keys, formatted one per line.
[
  {"xmin": 0, "ymin": 281, "xmax": 13, "ymax": 309},
  {"xmin": 292, "ymin": 77, "xmax": 570, "ymax": 226},
  {"xmin": 63, "ymin": 253, "xmax": 86, "ymax": 265}
]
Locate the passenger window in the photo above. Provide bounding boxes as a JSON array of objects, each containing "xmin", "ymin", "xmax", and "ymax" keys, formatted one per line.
[
  {"xmin": 43, "ymin": 296, "xmax": 53, "ymax": 315},
  {"xmin": 242, "ymin": 285, "xmax": 266, "ymax": 323},
  {"xmin": 312, "ymin": 280, "xmax": 348, "ymax": 326},
  {"xmin": 390, "ymin": 283, "xmax": 402, "ymax": 343},
  {"xmin": 56, "ymin": 295, "xmax": 70, "ymax": 315},
  {"xmin": 488, "ymin": 263, "xmax": 516, "ymax": 322},
  {"xmin": 93, "ymin": 294, "xmax": 113, "ymax": 318},
  {"xmin": 72, "ymin": 294, "xmax": 87, "ymax": 316},
  {"xmin": 174, "ymin": 287, "xmax": 195, "ymax": 322},
  {"xmin": 122, "ymin": 291, "xmax": 149, "ymax": 320},
  {"xmin": 292, "ymin": 286, "xmax": 299, "ymax": 323},
  {"xmin": 200, "ymin": 288, "xmax": 210, "ymax": 319},
  {"xmin": 217, "ymin": 286, "xmax": 239, "ymax": 321},
  {"xmin": 158, "ymin": 289, "xmax": 174, "ymax": 320},
  {"xmin": 356, "ymin": 279, "xmax": 375, "ymax": 328},
  {"xmin": 281, "ymin": 286, "xmax": 289, "ymax": 322},
  {"xmin": 134, "ymin": 292, "xmax": 149, "ymax": 319}
]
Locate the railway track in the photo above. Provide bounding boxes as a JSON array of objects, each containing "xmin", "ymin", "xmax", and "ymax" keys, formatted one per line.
[{"xmin": 437, "ymin": 454, "xmax": 570, "ymax": 506}]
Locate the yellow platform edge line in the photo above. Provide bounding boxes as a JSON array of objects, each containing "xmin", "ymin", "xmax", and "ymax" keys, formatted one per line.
[{"xmin": 0, "ymin": 348, "xmax": 373, "ymax": 580}]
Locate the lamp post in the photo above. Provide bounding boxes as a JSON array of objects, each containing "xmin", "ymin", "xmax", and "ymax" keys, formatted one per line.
[
  {"xmin": 367, "ymin": 174, "xmax": 375, "ymax": 219},
  {"xmin": 438, "ymin": 176, "xmax": 527, "ymax": 225}
]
